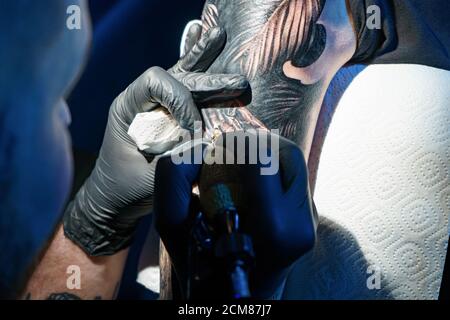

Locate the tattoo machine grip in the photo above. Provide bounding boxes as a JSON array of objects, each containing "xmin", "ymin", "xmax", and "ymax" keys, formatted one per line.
[{"xmin": 198, "ymin": 150, "xmax": 255, "ymax": 299}]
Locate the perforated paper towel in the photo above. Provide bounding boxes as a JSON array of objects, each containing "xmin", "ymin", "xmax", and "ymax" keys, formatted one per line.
[
  {"xmin": 128, "ymin": 107, "xmax": 190, "ymax": 155},
  {"xmin": 284, "ymin": 64, "xmax": 450, "ymax": 300}
]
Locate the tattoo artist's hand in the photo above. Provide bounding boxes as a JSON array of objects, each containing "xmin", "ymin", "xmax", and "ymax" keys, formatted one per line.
[
  {"xmin": 154, "ymin": 131, "xmax": 317, "ymax": 299},
  {"xmin": 63, "ymin": 26, "xmax": 249, "ymax": 256}
]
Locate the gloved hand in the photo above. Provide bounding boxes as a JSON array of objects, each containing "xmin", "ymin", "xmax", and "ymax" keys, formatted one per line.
[
  {"xmin": 154, "ymin": 131, "xmax": 318, "ymax": 299},
  {"xmin": 63, "ymin": 26, "xmax": 249, "ymax": 256}
]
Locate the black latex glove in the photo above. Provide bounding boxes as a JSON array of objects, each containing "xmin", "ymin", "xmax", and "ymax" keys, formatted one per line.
[
  {"xmin": 63, "ymin": 26, "xmax": 249, "ymax": 256},
  {"xmin": 154, "ymin": 131, "xmax": 318, "ymax": 299}
]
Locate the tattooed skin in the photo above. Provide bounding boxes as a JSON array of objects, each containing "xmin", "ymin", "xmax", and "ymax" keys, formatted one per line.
[
  {"xmin": 24, "ymin": 292, "xmax": 102, "ymax": 300},
  {"xmin": 169, "ymin": 0, "xmax": 356, "ymax": 299},
  {"xmin": 200, "ymin": 0, "xmax": 355, "ymax": 158},
  {"xmin": 24, "ymin": 281, "xmax": 119, "ymax": 300},
  {"xmin": 46, "ymin": 293, "xmax": 83, "ymax": 300}
]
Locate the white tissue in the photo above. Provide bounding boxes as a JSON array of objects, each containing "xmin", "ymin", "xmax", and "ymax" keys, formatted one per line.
[{"xmin": 128, "ymin": 108, "xmax": 191, "ymax": 155}]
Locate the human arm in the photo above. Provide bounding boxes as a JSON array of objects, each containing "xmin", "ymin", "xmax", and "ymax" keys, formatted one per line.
[
  {"xmin": 22, "ymin": 26, "xmax": 249, "ymax": 300},
  {"xmin": 198, "ymin": 0, "xmax": 357, "ymax": 160},
  {"xmin": 22, "ymin": 226, "xmax": 127, "ymax": 300},
  {"xmin": 153, "ymin": 0, "xmax": 357, "ymax": 299}
]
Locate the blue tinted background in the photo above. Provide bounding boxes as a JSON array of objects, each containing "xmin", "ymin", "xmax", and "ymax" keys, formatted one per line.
[
  {"xmin": 68, "ymin": 0, "xmax": 204, "ymax": 299},
  {"xmin": 69, "ymin": 0, "xmax": 204, "ymax": 154}
]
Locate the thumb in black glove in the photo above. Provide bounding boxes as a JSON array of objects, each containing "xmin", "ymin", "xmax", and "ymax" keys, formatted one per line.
[
  {"xmin": 154, "ymin": 131, "xmax": 317, "ymax": 299},
  {"xmin": 63, "ymin": 26, "xmax": 249, "ymax": 256}
]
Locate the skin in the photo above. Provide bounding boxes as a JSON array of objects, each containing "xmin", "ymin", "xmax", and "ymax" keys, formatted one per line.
[
  {"xmin": 0, "ymin": 0, "xmax": 128, "ymax": 299},
  {"xmin": 24, "ymin": 227, "xmax": 127, "ymax": 300},
  {"xmin": 200, "ymin": 0, "xmax": 356, "ymax": 160},
  {"xmin": 166, "ymin": 0, "xmax": 356, "ymax": 298},
  {"xmin": 20, "ymin": 0, "xmax": 357, "ymax": 299},
  {"xmin": 0, "ymin": 0, "xmax": 99, "ymax": 298},
  {"xmin": 159, "ymin": 0, "xmax": 358, "ymax": 299}
]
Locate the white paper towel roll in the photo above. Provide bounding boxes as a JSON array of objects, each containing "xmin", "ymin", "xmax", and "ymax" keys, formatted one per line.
[{"xmin": 284, "ymin": 64, "xmax": 450, "ymax": 300}]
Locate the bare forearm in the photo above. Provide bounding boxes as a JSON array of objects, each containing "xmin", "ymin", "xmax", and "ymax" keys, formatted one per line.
[{"xmin": 22, "ymin": 225, "xmax": 128, "ymax": 300}]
